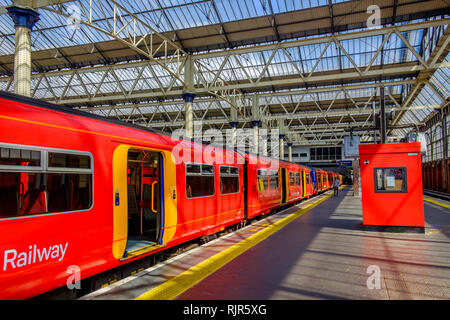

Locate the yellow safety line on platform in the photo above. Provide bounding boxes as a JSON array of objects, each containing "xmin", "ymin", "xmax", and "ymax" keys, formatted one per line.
[
  {"xmin": 135, "ymin": 186, "xmax": 346, "ymax": 300},
  {"xmin": 423, "ymin": 197, "xmax": 450, "ymax": 209}
]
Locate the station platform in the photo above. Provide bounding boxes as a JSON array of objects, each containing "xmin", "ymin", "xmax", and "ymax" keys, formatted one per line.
[{"xmin": 81, "ymin": 187, "xmax": 450, "ymax": 300}]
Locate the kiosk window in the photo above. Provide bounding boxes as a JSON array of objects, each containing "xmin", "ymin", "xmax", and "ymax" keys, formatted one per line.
[{"xmin": 375, "ymin": 167, "xmax": 407, "ymax": 193}]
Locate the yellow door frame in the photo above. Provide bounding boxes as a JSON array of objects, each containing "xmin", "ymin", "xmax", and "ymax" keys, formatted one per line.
[{"xmin": 112, "ymin": 144, "xmax": 178, "ymax": 259}]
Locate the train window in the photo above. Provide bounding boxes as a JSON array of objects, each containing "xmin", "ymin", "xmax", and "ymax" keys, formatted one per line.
[
  {"xmin": 257, "ymin": 169, "xmax": 269, "ymax": 191},
  {"xmin": 0, "ymin": 145, "xmax": 93, "ymax": 220},
  {"xmin": 289, "ymin": 172, "xmax": 295, "ymax": 186},
  {"xmin": 0, "ymin": 146, "xmax": 41, "ymax": 167},
  {"xmin": 269, "ymin": 170, "xmax": 279, "ymax": 189},
  {"xmin": 202, "ymin": 164, "xmax": 214, "ymax": 175},
  {"xmin": 48, "ymin": 152, "xmax": 91, "ymax": 169},
  {"xmin": 374, "ymin": 167, "xmax": 407, "ymax": 193},
  {"xmin": 296, "ymin": 172, "xmax": 301, "ymax": 186},
  {"xmin": 220, "ymin": 166, "xmax": 239, "ymax": 194},
  {"xmin": 186, "ymin": 163, "xmax": 215, "ymax": 198},
  {"xmin": 186, "ymin": 163, "xmax": 201, "ymax": 174},
  {"xmin": 306, "ymin": 173, "xmax": 310, "ymax": 184}
]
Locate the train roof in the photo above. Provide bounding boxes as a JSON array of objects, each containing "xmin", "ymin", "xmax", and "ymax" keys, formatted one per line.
[{"xmin": 0, "ymin": 90, "xmax": 330, "ymax": 172}]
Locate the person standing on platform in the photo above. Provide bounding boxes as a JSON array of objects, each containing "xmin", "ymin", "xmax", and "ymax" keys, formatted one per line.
[{"xmin": 333, "ymin": 177, "xmax": 340, "ymax": 196}]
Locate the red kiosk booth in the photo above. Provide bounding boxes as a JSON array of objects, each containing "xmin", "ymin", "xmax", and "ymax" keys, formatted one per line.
[{"xmin": 359, "ymin": 142, "xmax": 425, "ymax": 229}]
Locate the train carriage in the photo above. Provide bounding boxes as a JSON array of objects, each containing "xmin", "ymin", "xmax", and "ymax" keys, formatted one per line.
[{"xmin": 0, "ymin": 91, "xmax": 340, "ymax": 299}]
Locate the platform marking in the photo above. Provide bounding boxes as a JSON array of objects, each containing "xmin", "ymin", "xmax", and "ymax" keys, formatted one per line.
[
  {"xmin": 423, "ymin": 197, "xmax": 450, "ymax": 209},
  {"xmin": 135, "ymin": 187, "xmax": 344, "ymax": 300}
]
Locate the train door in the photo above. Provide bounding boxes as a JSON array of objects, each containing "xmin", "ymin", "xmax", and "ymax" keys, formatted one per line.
[
  {"xmin": 310, "ymin": 170, "xmax": 316, "ymax": 194},
  {"xmin": 125, "ymin": 149, "xmax": 163, "ymax": 254},
  {"xmin": 244, "ymin": 159, "xmax": 248, "ymax": 220},
  {"xmin": 301, "ymin": 170, "xmax": 306, "ymax": 198},
  {"xmin": 281, "ymin": 168, "xmax": 287, "ymax": 204}
]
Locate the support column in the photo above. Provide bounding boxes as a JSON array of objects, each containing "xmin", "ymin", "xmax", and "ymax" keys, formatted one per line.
[
  {"xmin": 262, "ymin": 121, "xmax": 268, "ymax": 157},
  {"xmin": 288, "ymin": 143, "xmax": 293, "ymax": 162},
  {"xmin": 251, "ymin": 95, "xmax": 261, "ymax": 155},
  {"xmin": 229, "ymin": 96, "xmax": 238, "ymax": 148},
  {"xmin": 252, "ymin": 121, "xmax": 260, "ymax": 155},
  {"xmin": 279, "ymin": 135, "xmax": 285, "ymax": 160},
  {"xmin": 372, "ymin": 101, "xmax": 377, "ymax": 144},
  {"xmin": 7, "ymin": 6, "xmax": 40, "ymax": 97},
  {"xmin": 441, "ymin": 110, "xmax": 448, "ymax": 192},
  {"xmin": 278, "ymin": 118, "xmax": 286, "ymax": 160},
  {"xmin": 230, "ymin": 121, "xmax": 238, "ymax": 149},
  {"xmin": 379, "ymin": 87, "xmax": 386, "ymax": 144},
  {"xmin": 182, "ymin": 93, "xmax": 195, "ymax": 138},
  {"xmin": 183, "ymin": 55, "xmax": 195, "ymax": 138}
]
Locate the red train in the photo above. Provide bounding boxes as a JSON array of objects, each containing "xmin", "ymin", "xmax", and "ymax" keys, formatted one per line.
[
  {"xmin": 422, "ymin": 159, "xmax": 450, "ymax": 194},
  {"xmin": 0, "ymin": 92, "xmax": 342, "ymax": 299}
]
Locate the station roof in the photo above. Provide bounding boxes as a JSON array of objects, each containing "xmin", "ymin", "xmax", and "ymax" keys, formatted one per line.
[{"xmin": 0, "ymin": 0, "xmax": 448, "ymax": 145}]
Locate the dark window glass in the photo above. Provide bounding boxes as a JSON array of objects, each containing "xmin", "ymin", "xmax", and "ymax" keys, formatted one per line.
[
  {"xmin": 186, "ymin": 175, "xmax": 215, "ymax": 198},
  {"xmin": 336, "ymin": 147, "xmax": 342, "ymax": 160},
  {"xmin": 306, "ymin": 173, "xmax": 310, "ymax": 184},
  {"xmin": 220, "ymin": 176, "xmax": 239, "ymax": 194},
  {"xmin": 296, "ymin": 172, "xmax": 301, "ymax": 185},
  {"xmin": 257, "ymin": 169, "xmax": 269, "ymax": 191},
  {"xmin": 186, "ymin": 163, "xmax": 215, "ymax": 198},
  {"xmin": 202, "ymin": 164, "xmax": 214, "ymax": 175},
  {"xmin": 316, "ymin": 148, "xmax": 322, "ymax": 160},
  {"xmin": 300, "ymin": 153, "xmax": 307, "ymax": 158},
  {"xmin": 0, "ymin": 147, "xmax": 41, "ymax": 167},
  {"xmin": 0, "ymin": 172, "xmax": 92, "ymax": 219},
  {"xmin": 48, "ymin": 152, "xmax": 91, "ymax": 169},
  {"xmin": 375, "ymin": 167, "xmax": 407, "ymax": 192},
  {"xmin": 270, "ymin": 170, "xmax": 279, "ymax": 189},
  {"xmin": 289, "ymin": 172, "xmax": 295, "ymax": 186},
  {"xmin": 220, "ymin": 166, "xmax": 239, "ymax": 194},
  {"xmin": 186, "ymin": 163, "xmax": 201, "ymax": 174}
]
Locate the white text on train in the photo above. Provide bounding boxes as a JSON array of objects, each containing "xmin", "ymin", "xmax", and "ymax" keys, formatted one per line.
[{"xmin": 3, "ymin": 243, "xmax": 69, "ymax": 271}]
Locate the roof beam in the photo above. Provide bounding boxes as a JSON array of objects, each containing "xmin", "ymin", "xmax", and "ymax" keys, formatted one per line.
[
  {"xmin": 389, "ymin": 24, "xmax": 450, "ymax": 131},
  {"xmin": 194, "ymin": 19, "xmax": 450, "ymax": 59}
]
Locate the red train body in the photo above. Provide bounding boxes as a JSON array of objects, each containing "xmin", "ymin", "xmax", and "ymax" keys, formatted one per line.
[{"xmin": 0, "ymin": 92, "xmax": 341, "ymax": 299}]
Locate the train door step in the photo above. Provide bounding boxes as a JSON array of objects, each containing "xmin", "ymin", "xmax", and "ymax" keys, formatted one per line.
[{"xmin": 121, "ymin": 240, "xmax": 163, "ymax": 261}]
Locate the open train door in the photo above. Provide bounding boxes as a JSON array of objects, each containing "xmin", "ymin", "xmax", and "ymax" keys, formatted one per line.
[
  {"xmin": 126, "ymin": 150, "xmax": 163, "ymax": 248},
  {"xmin": 281, "ymin": 168, "xmax": 288, "ymax": 205},
  {"xmin": 112, "ymin": 145, "xmax": 177, "ymax": 260},
  {"xmin": 301, "ymin": 170, "xmax": 306, "ymax": 198}
]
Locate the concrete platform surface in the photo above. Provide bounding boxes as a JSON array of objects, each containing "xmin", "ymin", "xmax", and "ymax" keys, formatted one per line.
[{"xmin": 82, "ymin": 187, "xmax": 450, "ymax": 300}]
